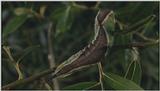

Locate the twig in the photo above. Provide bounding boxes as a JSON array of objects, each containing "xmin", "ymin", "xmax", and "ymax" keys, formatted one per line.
[
  {"xmin": 111, "ymin": 41, "xmax": 159, "ymax": 49},
  {"xmin": 3, "ymin": 46, "xmax": 24, "ymax": 80},
  {"xmin": 47, "ymin": 22, "xmax": 59, "ymax": 90},
  {"xmin": 135, "ymin": 32, "xmax": 158, "ymax": 42},
  {"xmin": 114, "ymin": 15, "xmax": 156, "ymax": 35},
  {"xmin": 128, "ymin": 15, "xmax": 155, "ymax": 31},
  {"xmin": 2, "ymin": 67, "xmax": 56, "ymax": 90},
  {"xmin": 41, "ymin": 78, "xmax": 53, "ymax": 90},
  {"xmin": 98, "ymin": 62, "xmax": 104, "ymax": 90}
]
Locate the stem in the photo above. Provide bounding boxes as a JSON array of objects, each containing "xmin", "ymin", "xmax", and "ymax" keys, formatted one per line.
[
  {"xmin": 98, "ymin": 62, "xmax": 104, "ymax": 90},
  {"xmin": 47, "ymin": 22, "xmax": 59, "ymax": 90},
  {"xmin": 114, "ymin": 15, "xmax": 156, "ymax": 35},
  {"xmin": 2, "ymin": 67, "xmax": 56, "ymax": 90},
  {"xmin": 111, "ymin": 41, "xmax": 159, "ymax": 49},
  {"xmin": 128, "ymin": 15, "xmax": 155, "ymax": 31},
  {"xmin": 135, "ymin": 32, "xmax": 158, "ymax": 42},
  {"xmin": 41, "ymin": 78, "xmax": 53, "ymax": 90},
  {"xmin": 3, "ymin": 46, "xmax": 24, "ymax": 80}
]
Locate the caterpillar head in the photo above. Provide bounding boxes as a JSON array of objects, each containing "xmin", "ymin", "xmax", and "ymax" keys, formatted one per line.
[
  {"xmin": 94, "ymin": 9, "xmax": 115, "ymax": 47},
  {"xmin": 95, "ymin": 9, "xmax": 114, "ymax": 26}
]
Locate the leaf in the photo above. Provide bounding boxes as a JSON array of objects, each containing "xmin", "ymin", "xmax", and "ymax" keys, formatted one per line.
[
  {"xmin": 50, "ymin": 5, "xmax": 77, "ymax": 36},
  {"xmin": 118, "ymin": 15, "xmax": 156, "ymax": 34},
  {"xmin": 112, "ymin": 34, "xmax": 132, "ymax": 70},
  {"xmin": 103, "ymin": 12, "xmax": 115, "ymax": 46},
  {"xmin": 142, "ymin": 16, "xmax": 156, "ymax": 35},
  {"xmin": 116, "ymin": 2, "xmax": 157, "ymax": 24},
  {"xmin": 3, "ymin": 15, "xmax": 28, "ymax": 38},
  {"xmin": 17, "ymin": 45, "xmax": 40, "ymax": 63},
  {"xmin": 63, "ymin": 81, "xmax": 97, "ymax": 90},
  {"xmin": 124, "ymin": 61, "xmax": 142, "ymax": 85},
  {"xmin": 103, "ymin": 73, "xmax": 143, "ymax": 90},
  {"xmin": 124, "ymin": 48, "xmax": 142, "ymax": 85},
  {"xmin": 127, "ymin": 15, "xmax": 156, "ymax": 32},
  {"xmin": 55, "ymin": 6, "xmax": 72, "ymax": 35},
  {"xmin": 86, "ymin": 82, "xmax": 101, "ymax": 90},
  {"xmin": 16, "ymin": 45, "xmax": 40, "ymax": 79}
]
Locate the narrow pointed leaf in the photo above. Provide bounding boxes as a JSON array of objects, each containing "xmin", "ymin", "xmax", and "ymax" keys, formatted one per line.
[
  {"xmin": 63, "ymin": 81, "xmax": 97, "ymax": 90},
  {"xmin": 17, "ymin": 45, "xmax": 40, "ymax": 63},
  {"xmin": 16, "ymin": 45, "xmax": 40, "ymax": 80},
  {"xmin": 3, "ymin": 15, "xmax": 28, "ymax": 38},
  {"xmin": 103, "ymin": 73, "xmax": 143, "ymax": 90},
  {"xmin": 56, "ymin": 6, "xmax": 73, "ymax": 35},
  {"xmin": 125, "ymin": 61, "xmax": 142, "ymax": 85},
  {"xmin": 122, "ymin": 15, "xmax": 156, "ymax": 34},
  {"xmin": 86, "ymin": 82, "xmax": 101, "ymax": 90},
  {"xmin": 124, "ymin": 48, "xmax": 142, "ymax": 85}
]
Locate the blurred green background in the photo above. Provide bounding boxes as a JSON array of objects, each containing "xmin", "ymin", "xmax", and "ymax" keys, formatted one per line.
[{"xmin": 2, "ymin": 2, "xmax": 159, "ymax": 90}]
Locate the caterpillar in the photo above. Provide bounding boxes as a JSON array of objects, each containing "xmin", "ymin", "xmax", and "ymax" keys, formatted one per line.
[{"xmin": 53, "ymin": 9, "xmax": 113, "ymax": 78}]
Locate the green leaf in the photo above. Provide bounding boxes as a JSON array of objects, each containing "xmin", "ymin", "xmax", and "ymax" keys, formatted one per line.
[
  {"xmin": 63, "ymin": 81, "xmax": 97, "ymax": 90},
  {"xmin": 103, "ymin": 73, "xmax": 143, "ymax": 90},
  {"xmin": 116, "ymin": 2, "xmax": 157, "ymax": 24},
  {"xmin": 16, "ymin": 45, "xmax": 40, "ymax": 80},
  {"xmin": 17, "ymin": 45, "xmax": 40, "ymax": 63},
  {"xmin": 103, "ymin": 12, "xmax": 115, "ymax": 47},
  {"xmin": 3, "ymin": 15, "xmax": 28, "ymax": 38},
  {"xmin": 112, "ymin": 34, "xmax": 132, "ymax": 71},
  {"xmin": 127, "ymin": 15, "xmax": 156, "ymax": 33},
  {"xmin": 124, "ymin": 61, "xmax": 142, "ymax": 85},
  {"xmin": 87, "ymin": 82, "xmax": 101, "ymax": 90},
  {"xmin": 55, "ymin": 6, "xmax": 76, "ymax": 36},
  {"xmin": 50, "ymin": 5, "xmax": 79, "ymax": 36},
  {"xmin": 124, "ymin": 48, "xmax": 142, "ymax": 85}
]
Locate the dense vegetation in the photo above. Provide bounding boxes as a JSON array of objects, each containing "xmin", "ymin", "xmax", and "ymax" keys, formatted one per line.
[{"xmin": 2, "ymin": 2, "xmax": 159, "ymax": 90}]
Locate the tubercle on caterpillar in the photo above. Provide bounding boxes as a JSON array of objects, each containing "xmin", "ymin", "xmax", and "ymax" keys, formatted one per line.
[{"xmin": 52, "ymin": 9, "xmax": 113, "ymax": 78}]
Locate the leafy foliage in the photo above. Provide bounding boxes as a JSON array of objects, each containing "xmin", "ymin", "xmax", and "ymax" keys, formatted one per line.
[{"xmin": 2, "ymin": 2, "xmax": 159, "ymax": 90}]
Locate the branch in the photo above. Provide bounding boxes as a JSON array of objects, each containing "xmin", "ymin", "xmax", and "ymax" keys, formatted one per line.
[
  {"xmin": 111, "ymin": 41, "xmax": 159, "ymax": 49},
  {"xmin": 98, "ymin": 62, "xmax": 104, "ymax": 90},
  {"xmin": 47, "ymin": 22, "xmax": 59, "ymax": 89},
  {"xmin": 114, "ymin": 15, "xmax": 156, "ymax": 35},
  {"xmin": 135, "ymin": 32, "xmax": 158, "ymax": 42},
  {"xmin": 2, "ymin": 67, "xmax": 56, "ymax": 90},
  {"xmin": 2, "ymin": 41, "xmax": 158, "ymax": 90},
  {"xmin": 3, "ymin": 46, "xmax": 24, "ymax": 80}
]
